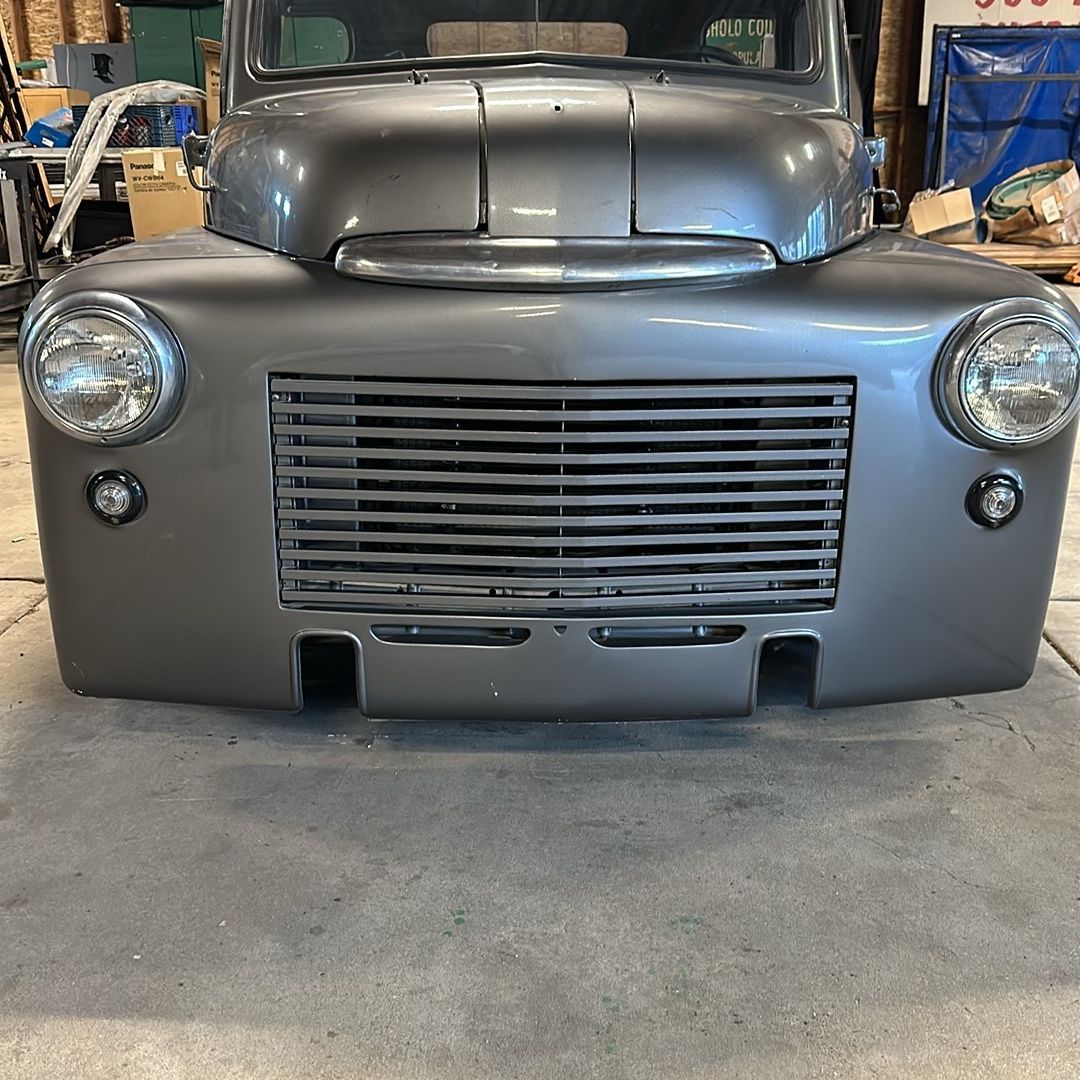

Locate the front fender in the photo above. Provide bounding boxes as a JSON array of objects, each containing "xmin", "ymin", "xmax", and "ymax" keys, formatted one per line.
[{"xmin": 17, "ymin": 230, "xmax": 1078, "ymax": 715}]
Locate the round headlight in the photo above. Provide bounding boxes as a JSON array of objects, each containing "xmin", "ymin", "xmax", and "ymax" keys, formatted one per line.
[
  {"xmin": 21, "ymin": 293, "xmax": 184, "ymax": 444},
  {"xmin": 940, "ymin": 299, "xmax": 1080, "ymax": 448}
]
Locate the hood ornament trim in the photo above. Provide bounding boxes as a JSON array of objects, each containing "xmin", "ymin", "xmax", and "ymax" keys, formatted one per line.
[{"xmin": 334, "ymin": 234, "xmax": 777, "ymax": 291}]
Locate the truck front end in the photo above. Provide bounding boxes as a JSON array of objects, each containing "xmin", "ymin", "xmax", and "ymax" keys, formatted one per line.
[{"xmin": 19, "ymin": 0, "xmax": 1080, "ymax": 719}]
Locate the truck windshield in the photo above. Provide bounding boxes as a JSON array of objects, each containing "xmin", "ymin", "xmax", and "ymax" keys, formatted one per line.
[{"xmin": 257, "ymin": 1, "xmax": 816, "ymax": 75}]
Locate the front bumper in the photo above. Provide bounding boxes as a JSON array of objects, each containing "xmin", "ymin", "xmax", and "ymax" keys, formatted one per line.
[{"xmin": 21, "ymin": 231, "xmax": 1078, "ymax": 719}]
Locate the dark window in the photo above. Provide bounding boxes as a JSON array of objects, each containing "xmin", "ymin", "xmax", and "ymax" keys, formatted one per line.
[{"xmin": 259, "ymin": 1, "xmax": 816, "ymax": 75}]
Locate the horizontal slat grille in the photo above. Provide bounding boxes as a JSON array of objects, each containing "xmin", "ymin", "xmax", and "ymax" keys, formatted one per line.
[{"xmin": 271, "ymin": 377, "xmax": 854, "ymax": 615}]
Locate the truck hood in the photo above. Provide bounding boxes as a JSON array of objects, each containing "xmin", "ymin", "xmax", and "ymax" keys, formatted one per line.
[{"xmin": 206, "ymin": 78, "xmax": 873, "ymax": 264}]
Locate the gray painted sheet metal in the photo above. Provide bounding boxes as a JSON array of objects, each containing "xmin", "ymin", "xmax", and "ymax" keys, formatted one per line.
[
  {"xmin": 17, "ymin": 229, "xmax": 1079, "ymax": 719},
  {"xmin": 630, "ymin": 84, "xmax": 874, "ymax": 262},
  {"xmin": 482, "ymin": 79, "xmax": 631, "ymax": 237},
  {"xmin": 206, "ymin": 76, "xmax": 874, "ymax": 262},
  {"xmin": 206, "ymin": 82, "xmax": 482, "ymax": 255}
]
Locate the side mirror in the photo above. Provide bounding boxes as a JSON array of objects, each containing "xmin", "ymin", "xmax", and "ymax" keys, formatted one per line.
[{"xmin": 182, "ymin": 131, "xmax": 214, "ymax": 193}]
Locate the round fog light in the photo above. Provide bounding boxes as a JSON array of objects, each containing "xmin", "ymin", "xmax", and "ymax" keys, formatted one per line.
[
  {"xmin": 967, "ymin": 474, "xmax": 1022, "ymax": 529},
  {"xmin": 87, "ymin": 470, "xmax": 145, "ymax": 525},
  {"xmin": 94, "ymin": 480, "xmax": 132, "ymax": 517}
]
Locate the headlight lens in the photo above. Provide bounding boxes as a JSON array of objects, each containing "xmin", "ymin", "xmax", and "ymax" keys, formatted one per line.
[
  {"xmin": 941, "ymin": 301, "xmax": 1080, "ymax": 448},
  {"xmin": 22, "ymin": 294, "xmax": 184, "ymax": 444},
  {"xmin": 962, "ymin": 322, "xmax": 1079, "ymax": 441},
  {"xmin": 36, "ymin": 314, "xmax": 159, "ymax": 435}
]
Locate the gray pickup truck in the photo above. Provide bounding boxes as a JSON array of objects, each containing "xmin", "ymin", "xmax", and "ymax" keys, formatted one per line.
[{"xmin": 18, "ymin": 0, "xmax": 1080, "ymax": 720}]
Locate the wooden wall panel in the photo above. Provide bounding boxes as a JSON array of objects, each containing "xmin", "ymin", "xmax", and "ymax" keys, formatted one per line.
[
  {"xmin": 4, "ymin": 0, "xmax": 127, "ymax": 63},
  {"xmin": 875, "ymin": 0, "xmax": 908, "ymax": 110},
  {"xmin": 1, "ymin": 3, "xmax": 30, "ymax": 63},
  {"xmin": 3, "ymin": 0, "xmax": 920, "ymax": 199},
  {"xmin": 874, "ymin": 0, "xmax": 927, "ymax": 205},
  {"xmin": 70, "ymin": 0, "xmax": 109, "ymax": 41},
  {"xmin": 26, "ymin": 6, "xmax": 65, "ymax": 59}
]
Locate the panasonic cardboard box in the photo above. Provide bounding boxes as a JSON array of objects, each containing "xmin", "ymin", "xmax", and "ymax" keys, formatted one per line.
[
  {"xmin": 121, "ymin": 149, "xmax": 204, "ymax": 241},
  {"xmin": 196, "ymin": 38, "xmax": 223, "ymax": 128},
  {"xmin": 53, "ymin": 43, "xmax": 135, "ymax": 99}
]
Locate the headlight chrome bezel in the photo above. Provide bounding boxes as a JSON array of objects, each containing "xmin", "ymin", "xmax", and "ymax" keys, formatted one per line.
[
  {"xmin": 21, "ymin": 291, "xmax": 185, "ymax": 445},
  {"xmin": 938, "ymin": 298, "xmax": 1080, "ymax": 449}
]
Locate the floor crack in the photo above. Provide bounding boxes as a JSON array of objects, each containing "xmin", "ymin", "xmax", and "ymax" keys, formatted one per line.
[
  {"xmin": 1006, "ymin": 720, "xmax": 1037, "ymax": 753},
  {"xmin": 853, "ymin": 831, "xmax": 1001, "ymax": 893},
  {"xmin": 965, "ymin": 710, "xmax": 1036, "ymax": 752},
  {"xmin": 1043, "ymin": 630, "xmax": 1080, "ymax": 678},
  {"xmin": 0, "ymin": 594, "xmax": 45, "ymax": 639}
]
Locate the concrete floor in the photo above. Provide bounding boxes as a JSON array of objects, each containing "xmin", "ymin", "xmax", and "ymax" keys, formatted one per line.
[{"xmin": 2, "ymin": 351, "xmax": 1080, "ymax": 1078}]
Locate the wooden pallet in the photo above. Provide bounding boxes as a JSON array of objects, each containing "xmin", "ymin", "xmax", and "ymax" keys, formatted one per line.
[{"xmin": 950, "ymin": 242, "xmax": 1080, "ymax": 276}]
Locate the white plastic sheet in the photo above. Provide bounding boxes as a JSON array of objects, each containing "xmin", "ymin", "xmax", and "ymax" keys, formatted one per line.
[{"xmin": 43, "ymin": 80, "xmax": 205, "ymax": 257}]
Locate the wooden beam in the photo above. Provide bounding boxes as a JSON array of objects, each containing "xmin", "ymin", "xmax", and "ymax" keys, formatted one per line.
[
  {"xmin": 949, "ymin": 242, "xmax": 1080, "ymax": 276},
  {"xmin": 4, "ymin": 0, "xmax": 28, "ymax": 64},
  {"xmin": 0, "ymin": 5, "xmax": 54, "ymax": 233},
  {"xmin": 101, "ymin": 0, "xmax": 123, "ymax": 43},
  {"xmin": 54, "ymin": 0, "xmax": 75, "ymax": 45}
]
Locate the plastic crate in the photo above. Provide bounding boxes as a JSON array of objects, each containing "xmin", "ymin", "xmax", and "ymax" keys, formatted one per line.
[
  {"xmin": 128, "ymin": 104, "xmax": 200, "ymax": 146},
  {"xmin": 71, "ymin": 103, "xmax": 200, "ymax": 147}
]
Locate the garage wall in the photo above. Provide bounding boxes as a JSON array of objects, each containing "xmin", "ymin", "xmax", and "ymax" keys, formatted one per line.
[
  {"xmin": 4, "ymin": 0, "xmax": 922, "ymax": 193},
  {"xmin": 875, "ymin": 0, "xmax": 928, "ymax": 203},
  {"xmin": 2, "ymin": 0, "xmax": 127, "ymax": 65}
]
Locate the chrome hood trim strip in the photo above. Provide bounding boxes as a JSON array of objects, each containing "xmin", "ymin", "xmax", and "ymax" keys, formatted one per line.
[{"xmin": 334, "ymin": 234, "xmax": 777, "ymax": 291}]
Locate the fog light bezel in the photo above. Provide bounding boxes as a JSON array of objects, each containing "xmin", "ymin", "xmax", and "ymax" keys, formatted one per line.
[
  {"xmin": 21, "ymin": 291, "xmax": 185, "ymax": 446},
  {"xmin": 86, "ymin": 470, "xmax": 146, "ymax": 526},
  {"xmin": 966, "ymin": 473, "xmax": 1023, "ymax": 529},
  {"xmin": 937, "ymin": 298, "xmax": 1080, "ymax": 449}
]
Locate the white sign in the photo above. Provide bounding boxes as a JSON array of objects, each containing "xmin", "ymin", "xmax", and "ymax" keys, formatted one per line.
[{"xmin": 921, "ymin": 0, "xmax": 1080, "ymax": 104}]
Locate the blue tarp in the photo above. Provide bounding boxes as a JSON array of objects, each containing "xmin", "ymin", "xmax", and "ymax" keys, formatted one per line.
[{"xmin": 924, "ymin": 26, "xmax": 1080, "ymax": 211}]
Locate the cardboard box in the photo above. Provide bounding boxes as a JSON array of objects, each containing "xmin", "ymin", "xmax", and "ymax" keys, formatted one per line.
[
  {"xmin": 121, "ymin": 148, "xmax": 204, "ymax": 241},
  {"xmin": 907, "ymin": 187, "xmax": 976, "ymax": 239},
  {"xmin": 1029, "ymin": 161, "xmax": 1080, "ymax": 225},
  {"xmin": 53, "ymin": 43, "xmax": 135, "ymax": 99},
  {"xmin": 20, "ymin": 86, "xmax": 90, "ymax": 125},
  {"xmin": 988, "ymin": 161, "xmax": 1080, "ymax": 245},
  {"xmin": 989, "ymin": 159, "xmax": 1080, "ymax": 236},
  {"xmin": 196, "ymin": 38, "xmax": 222, "ymax": 128},
  {"xmin": 990, "ymin": 212, "xmax": 1080, "ymax": 247}
]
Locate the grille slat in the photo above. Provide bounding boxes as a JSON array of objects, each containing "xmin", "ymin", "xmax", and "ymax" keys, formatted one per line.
[
  {"xmin": 270, "ymin": 377, "xmax": 854, "ymax": 400},
  {"xmin": 271, "ymin": 377, "xmax": 854, "ymax": 616},
  {"xmin": 275, "ymin": 485, "xmax": 844, "ymax": 508},
  {"xmin": 274, "ymin": 466, "xmax": 848, "ymax": 486},
  {"xmin": 272, "ymin": 424, "xmax": 850, "ymax": 444},
  {"xmin": 271, "ymin": 402, "xmax": 851, "ymax": 422},
  {"xmin": 276, "ymin": 508, "xmax": 842, "ymax": 528},
  {"xmin": 274, "ymin": 445, "xmax": 849, "ymax": 465},
  {"xmin": 276, "ymin": 527, "xmax": 841, "ymax": 549},
  {"xmin": 279, "ymin": 588, "xmax": 840, "ymax": 611},
  {"xmin": 280, "ymin": 568, "xmax": 838, "ymax": 590},
  {"xmin": 276, "ymin": 547, "xmax": 836, "ymax": 569}
]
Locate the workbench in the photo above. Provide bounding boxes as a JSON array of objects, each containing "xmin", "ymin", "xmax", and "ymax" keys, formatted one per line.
[{"xmin": 0, "ymin": 142, "xmax": 136, "ymax": 312}]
